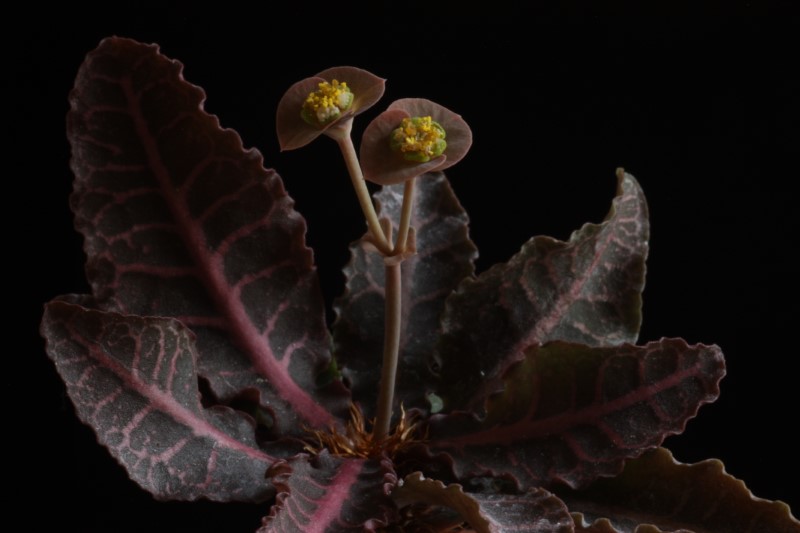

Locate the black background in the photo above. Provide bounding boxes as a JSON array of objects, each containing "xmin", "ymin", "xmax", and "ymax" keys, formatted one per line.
[{"xmin": 15, "ymin": 5, "xmax": 799, "ymax": 531}]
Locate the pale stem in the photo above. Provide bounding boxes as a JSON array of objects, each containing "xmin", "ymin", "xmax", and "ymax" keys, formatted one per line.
[
  {"xmin": 394, "ymin": 178, "xmax": 417, "ymax": 254},
  {"xmin": 333, "ymin": 123, "xmax": 392, "ymax": 254},
  {"xmin": 375, "ymin": 178, "xmax": 419, "ymax": 439},
  {"xmin": 328, "ymin": 120, "xmax": 417, "ymax": 440},
  {"xmin": 373, "ymin": 259, "xmax": 403, "ymax": 440}
]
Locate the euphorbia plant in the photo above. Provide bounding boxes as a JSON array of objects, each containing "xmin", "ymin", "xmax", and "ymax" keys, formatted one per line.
[{"xmin": 42, "ymin": 37, "xmax": 798, "ymax": 532}]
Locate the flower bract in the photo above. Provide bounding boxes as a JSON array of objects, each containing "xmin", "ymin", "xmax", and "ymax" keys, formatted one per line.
[
  {"xmin": 360, "ymin": 98, "xmax": 472, "ymax": 185},
  {"xmin": 276, "ymin": 66, "xmax": 385, "ymax": 151}
]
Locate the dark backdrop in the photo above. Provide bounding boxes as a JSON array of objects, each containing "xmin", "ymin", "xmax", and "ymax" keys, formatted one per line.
[{"xmin": 15, "ymin": 6, "xmax": 798, "ymax": 531}]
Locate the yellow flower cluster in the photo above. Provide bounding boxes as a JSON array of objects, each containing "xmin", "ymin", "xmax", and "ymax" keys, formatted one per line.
[
  {"xmin": 390, "ymin": 116, "xmax": 447, "ymax": 162},
  {"xmin": 301, "ymin": 80, "xmax": 354, "ymax": 126}
]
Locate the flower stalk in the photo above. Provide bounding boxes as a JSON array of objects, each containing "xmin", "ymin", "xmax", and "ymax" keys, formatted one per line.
[
  {"xmin": 277, "ymin": 71, "xmax": 471, "ymax": 446},
  {"xmin": 394, "ymin": 179, "xmax": 416, "ymax": 254},
  {"xmin": 374, "ymin": 256, "xmax": 404, "ymax": 440},
  {"xmin": 373, "ymin": 177, "xmax": 417, "ymax": 439},
  {"xmin": 332, "ymin": 120, "xmax": 392, "ymax": 254}
]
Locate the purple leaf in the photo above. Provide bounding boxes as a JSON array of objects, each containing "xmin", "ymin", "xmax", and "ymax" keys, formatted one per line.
[
  {"xmin": 41, "ymin": 299, "xmax": 275, "ymax": 502},
  {"xmin": 258, "ymin": 451, "xmax": 397, "ymax": 532},
  {"xmin": 333, "ymin": 172, "xmax": 477, "ymax": 415},
  {"xmin": 571, "ymin": 520, "xmax": 630, "ymax": 533},
  {"xmin": 428, "ymin": 339, "xmax": 724, "ymax": 490},
  {"xmin": 393, "ymin": 472, "xmax": 574, "ymax": 533},
  {"xmin": 66, "ymin": 37, "xmax": 348, "ymax": 434},
  {"xmin": 563, "ymin": 448, "xmax": 800, "ymax": 533},
  {"xmin": 471, "ymin": 491, "xmax": 574, "ymax": 533},
  {"xmin": 437, "ymin": 170, "xmax": 649, "ymax": 409},
  {"xmin": 392, "ymin": 473, "xmax": 490, "ymax": 532}
]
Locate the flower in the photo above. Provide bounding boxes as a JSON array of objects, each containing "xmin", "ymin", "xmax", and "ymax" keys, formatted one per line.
[
  {"xmin": 301, "ymin": 79, "xmax": 353, "ymax": 127},
  {"xmin": 389, "ymin": 116, "xmax": 447, "ymax": 162},
  {"xmin": 360, "ymin": 98, "xmax": 472, "ymax": 185},
  {"xmin": 276, "ymin": 66, "xmax": 386, "ymax": 151}
]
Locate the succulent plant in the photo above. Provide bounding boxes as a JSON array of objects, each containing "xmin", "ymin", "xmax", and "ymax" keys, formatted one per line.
[{"xmin": 41, "ymin": 37, "xmax": 798, "ymax": 533}]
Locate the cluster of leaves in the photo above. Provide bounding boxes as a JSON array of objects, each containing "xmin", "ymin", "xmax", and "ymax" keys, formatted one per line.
[{"xmin": 42, "ymin": 37, "xmax": 798, "ymax": 532}]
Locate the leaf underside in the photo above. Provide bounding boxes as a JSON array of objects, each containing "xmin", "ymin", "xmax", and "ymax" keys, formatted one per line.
[
  {"xmin": 333, "ymin": 173, "xmax": 477, "ymax": 416},
  {"xmin": 428, "ymin": 339, "xmax": 725, "ymax": 490},
  {"xmin": 562, "ymin": 447, "xmax": 800, "ymax": 533},
  {"xmin": 41, "ymin": 299, "xmax": 274, "ymax": 501},
  {"xmin": 65, "ymin": 36, "xmax": 348, "ymax": 435},
  {"xmin": 259, "ymin": 451, "xmax": 397, "ymax": 532},
  {"xmin": 437, "ymin": 171, "xmax": 649, "ymax": 410}
]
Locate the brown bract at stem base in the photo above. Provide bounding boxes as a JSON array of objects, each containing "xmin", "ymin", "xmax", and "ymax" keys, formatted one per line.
[{"xmin": 304, "ymin": 404, "xmax": 424, "ymax": 460}]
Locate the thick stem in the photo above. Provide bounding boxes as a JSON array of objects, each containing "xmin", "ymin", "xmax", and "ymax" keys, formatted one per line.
[
  {"xmin": 334, "ymin": 126, "xmax": 392, "ymax": 254},
  {"xmin": 373, "ymin": 260, "xmax": 402, "ymax": 440},
  {"xmin": 394, "ymin": 178, "xmax": 416, "ymax": 254}
]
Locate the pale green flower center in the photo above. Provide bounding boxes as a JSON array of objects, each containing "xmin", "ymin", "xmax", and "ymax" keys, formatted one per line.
[
  {"xmin": 390, "ymin": 116, "xmax": 447, "ymax": 162},
  {"xmin": 301, "ymin": 80, "xmax": 354, "ymax": 126}
]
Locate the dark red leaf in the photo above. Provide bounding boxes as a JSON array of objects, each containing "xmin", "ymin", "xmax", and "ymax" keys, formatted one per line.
[
  {"xmin": 392, "ymin": 473, "xmax": 491, "ymax": 532},
  {"xmin": 41, "ymin": 299, "xmax": 275, "ymax": 501},
  {"xmin": 333, "ymin": 172, "xmax": 477, "ymax": 416},
  {"xmin": 66, "ymin": 37, "xmax": 348, "ymax": 435},
  {"xmin": 471, "ymin": 490, "xmax": 574, "ymax": 533},
  {"xmin": 571, "ymin": 519, "xmax": 628, "ymax": 533},
  {"xmin": 428, "ymin": 340, "xmax": 724, "ymax": 490},
  {"xmin": 562, "ymin": 447, "xmax": 800, "ymax": 533},
  {"xmin": 437, "ymin": 170, "xmax": 649, "ymax": 410},
  {"xmin": 393, "ymin": 473, "xmax": 574, "ymax": 533},
  {"xmin": 259, "ymin": 451, "xmax": 397, "ymax": 532}
]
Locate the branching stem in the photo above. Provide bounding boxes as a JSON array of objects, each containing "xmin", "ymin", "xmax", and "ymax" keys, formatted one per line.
[
  {"xmin": 374, "ymin": 177, "xmax": 419, "ymax": 441},
  {"xmin": 333, "ymin": 122, "xmax": 392, "ymax": 254},
  {"xmin": 330, "ymin": 120, "xmax": 420, "ymax": 441}
]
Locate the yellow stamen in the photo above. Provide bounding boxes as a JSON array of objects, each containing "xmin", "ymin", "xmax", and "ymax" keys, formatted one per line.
[
  {"xmin": 301, "ymin": 79, "xmax": 354, "ymax": 127},
  {"xmin": 390, "ymin": 116, "xmax": 447, "ymax": 162}
]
